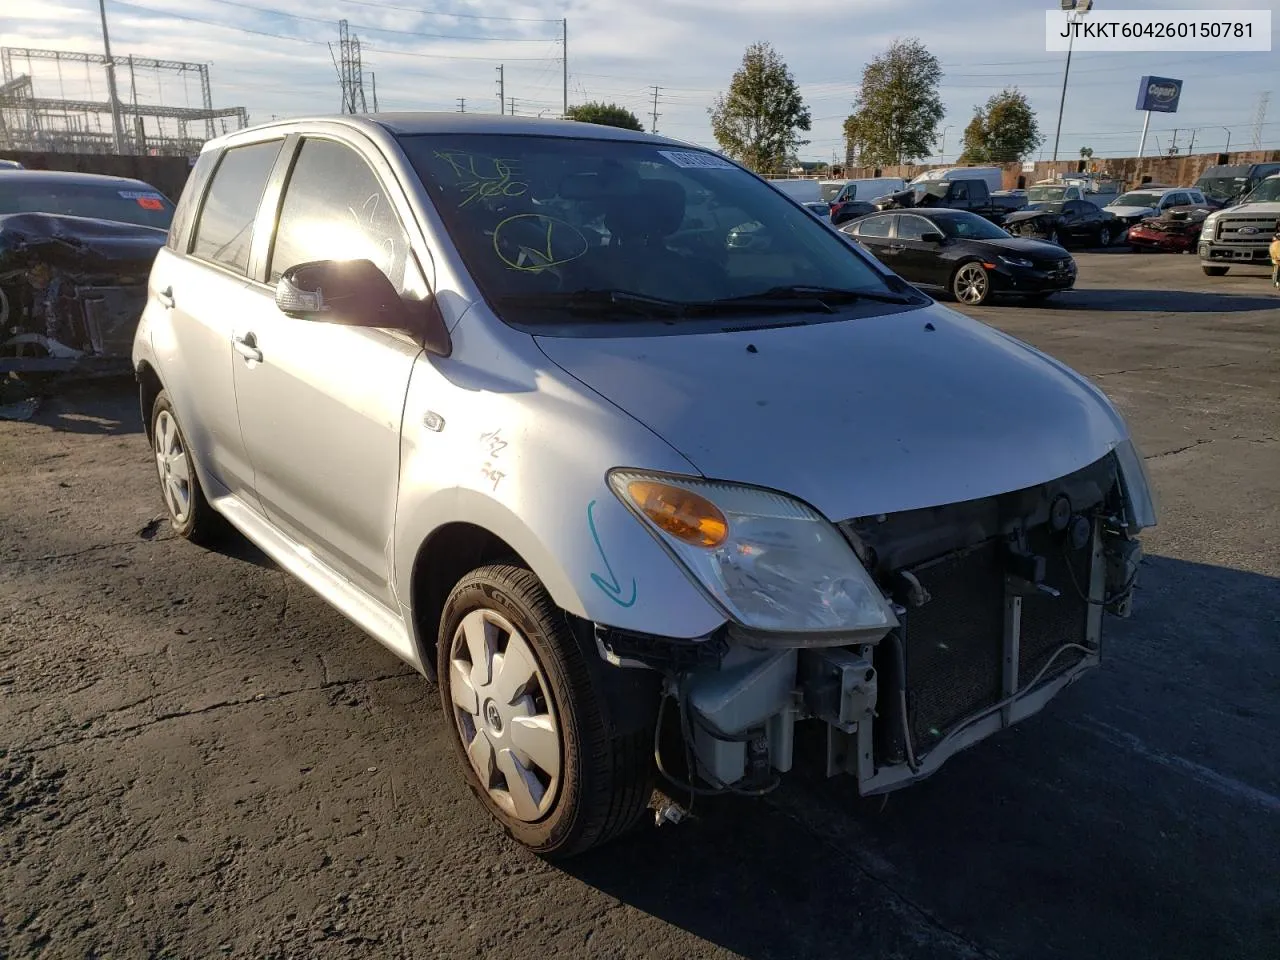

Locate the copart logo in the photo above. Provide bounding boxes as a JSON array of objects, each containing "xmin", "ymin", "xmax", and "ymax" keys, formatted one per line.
[{"xmin": 1148, "ymin": 82, "xmax": 1178, "ymax": 102}]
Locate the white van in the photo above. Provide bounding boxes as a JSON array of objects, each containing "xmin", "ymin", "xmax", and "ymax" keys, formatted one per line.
[
  {"xmin": 910, "ymin": 166, "xmax": 1004, "ymax": 195},
  {"xmin": 766, "ymin": 178, "xmax": 822, "ymax": 203},
  {"xmin": 830, "ymin": 177, "xmax": 907, "ymax": 206}
]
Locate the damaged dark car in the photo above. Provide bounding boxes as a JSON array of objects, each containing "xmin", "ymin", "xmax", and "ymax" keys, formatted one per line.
[
  {"xmin": 1, "ymin": 170, "xmax": 172, "ymax": 378},
  {"xmin": 1003, "ymin": 198, "xmax": 1121, "ymax": 248}
]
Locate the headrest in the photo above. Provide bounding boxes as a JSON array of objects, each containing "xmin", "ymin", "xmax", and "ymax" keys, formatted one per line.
[{"xmin": 607, "ymin": 179, "xmax": 687, "ymax": 243}]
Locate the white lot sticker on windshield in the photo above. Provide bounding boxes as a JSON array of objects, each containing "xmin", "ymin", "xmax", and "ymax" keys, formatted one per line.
[
  {"xmin": 118, "ymin": 190, "xmax": 164, "ymax": 200},
  {"xmin": 657, "ymin": 150, "xmax": 736, "ymax": 170}
]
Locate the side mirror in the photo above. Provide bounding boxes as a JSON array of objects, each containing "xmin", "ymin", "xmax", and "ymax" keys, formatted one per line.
[
  {"xmin": 276, "ymin": 259, "xmax": 409, "ymax": 327},
  {"xmin": 275, "ymin": 258, "xmax": 452, "ymax": 357},
  {"xmin": 921, "ymin": 231, "xmax": 945, "ymax": 243}
]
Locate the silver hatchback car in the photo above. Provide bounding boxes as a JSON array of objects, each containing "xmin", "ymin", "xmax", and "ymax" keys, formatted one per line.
[{"xmin": 133, "ymin": 114, "xmax": 1156, "ymax": 857}]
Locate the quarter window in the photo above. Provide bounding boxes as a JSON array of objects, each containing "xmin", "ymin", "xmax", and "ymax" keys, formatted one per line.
[
  {"xmin": 191, "ymin": 139, "xmax": 283, "ymax": 273},
  {"xmin": 269, "ymin": 138, "xmax": 411, "ymax": 293}
]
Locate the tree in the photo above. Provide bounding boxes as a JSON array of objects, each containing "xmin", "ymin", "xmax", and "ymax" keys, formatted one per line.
[
  {"xmin": 709, "ymin": 42, "xmax": 811, "ymax": 173},
  {"xmin": 957, "ymin": 88, "xmax": 1043, "ymax": 163},
  {"xmin": 1079, "ymin": 146, "xmax": 1094, "ymax": 159},
  {"xmin": 844, "ymin": 38, "xmax": 944, "ymax": 166},
  {"xmin": 564, "ymin": 101, "xmax": 644, "ymax": 132}
]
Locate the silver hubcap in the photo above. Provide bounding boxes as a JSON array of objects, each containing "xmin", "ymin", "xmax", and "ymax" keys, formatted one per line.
[
  {"xmin": 153, "ymin": 410, "xmax": 191, "ymax": 523},
  {"xmin": 449, "ymin": 609, "xmax": 561, "ymax": 822},
  {"xmin": 955, "ymin": 264, "xmax": 988, "ymax": 304},
  {"xmin": 1100, "ymin": 227, "xmax": 1110, "ymax": 245}
]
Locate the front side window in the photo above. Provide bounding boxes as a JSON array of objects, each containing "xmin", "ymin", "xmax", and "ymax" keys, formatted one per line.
[
  {"xmin": 397, "ymin": 133, "xmax": 900, "ymax": 329},
  {"xmin": 191, "ymin": 139, "xmax": 283, "ymax": 273},
  {"xmin": 896, "ymin": 215, "xmax": 934, "ymax": 241},
  {"xmin": 269, "ymin": 138, "xmax": 412, "ymax": 293}
]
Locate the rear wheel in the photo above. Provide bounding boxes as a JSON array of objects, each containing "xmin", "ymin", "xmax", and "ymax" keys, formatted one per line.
[
  {"xmin": 1202, "ymin": 265, "xmax": 1229, "ymax": 276},
  {"xmin": 951, "ymin": 262, "xmax": 992, "ymax": 305},
  {"xmin": 1097, "ymin": 225, "xmax": 1112, "ymax": 247},
  {"xmin": 150, "ymin": 390, "xmax": 227, "ymax": 546},
  {"xmin": 438, "ymin": 564, "xmax": 656, "ymax": 858}
]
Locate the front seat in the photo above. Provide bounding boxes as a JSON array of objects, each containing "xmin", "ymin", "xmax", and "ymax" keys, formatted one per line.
[{"xmin": 600, "ymin": 179, "xmax": 724, "ymax": 300}]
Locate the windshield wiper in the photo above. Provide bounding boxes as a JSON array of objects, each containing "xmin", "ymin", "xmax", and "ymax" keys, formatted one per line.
[
  {"xmin": 711, "ymin": 284, "xmax": 913, "ymax": 307},
  {"xmin": 495, "ymin": 289, "xmax": 688, "ymax": 319}
]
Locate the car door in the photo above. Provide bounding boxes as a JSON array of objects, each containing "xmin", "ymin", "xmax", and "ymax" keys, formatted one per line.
[
  {"xmin": 160, "ymin": 138, "xmax": 285, "ymax": 502},
  {"xmin": 845, "ymin": 213, "xmax": 895, "ymax": 266},
  {"xmin": 893, "ymin": 213, "xmax": 946, "ymax": 285},
  {"xmin": 229, "ymin": 134, "xmax": 426, "ymax": 608}
]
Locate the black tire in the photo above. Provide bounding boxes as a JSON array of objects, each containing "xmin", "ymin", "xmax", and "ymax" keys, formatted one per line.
[
  {"xmin": 1097, "ymin": 225, "xmax": 1112, "ymax": 247},
  {"xmin": 1048, "ymin": 228, "xmax": 1062, "ymax": 246},
  {"xmin": 1202, "ymin": 265, "xmax": 1229, "ymax": 276},
  {"xmin": 438, "ymin": 564, "xmax": 657, "ymax": 858},
  {"xmin": 149, "ymin": 390, "xmax": 227, "ymax": 546}
]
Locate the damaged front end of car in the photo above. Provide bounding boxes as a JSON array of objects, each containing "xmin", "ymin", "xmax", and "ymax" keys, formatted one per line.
[
  {"xmin": 595, "ymin": 443, "xmax": 1154, "ymax": 802},
  {"xmin": 1, "ymin": 212, "xmax": 166, "ymax": 376},
  {"xmin": 1004, "ymin": 211, "xmax": 1060, "ymax": 241},
  {"xmin": 1127, "ymin": 207, "xmax": 1207, "ymax": 253}
]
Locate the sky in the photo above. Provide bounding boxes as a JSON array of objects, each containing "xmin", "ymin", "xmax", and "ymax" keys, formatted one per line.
[{"xmin": 4, "ymin": 0, "xmax": 1278, "ymax": 162}]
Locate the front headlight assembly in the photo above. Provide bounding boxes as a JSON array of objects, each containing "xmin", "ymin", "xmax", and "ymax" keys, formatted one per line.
[
  {"xmin": 608, "ymin": 470, "xmax": 898, "ymax": 641},
  {"xmin": 999, "ymin": 255, "xmax": 1035, "ymax": 268},
  {"xmin": 1112, "ymin": 437, "xmax": 1159, "ymax": 532}
]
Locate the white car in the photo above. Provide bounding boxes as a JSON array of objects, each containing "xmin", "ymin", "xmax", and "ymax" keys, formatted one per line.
[
  {"xmin": 1105, "ymin": 187, "xmax": 1208, "ymax": 230},
  {"xmin": 132, "ymin": 113, "xmax": 1156, "ymax": 857}
]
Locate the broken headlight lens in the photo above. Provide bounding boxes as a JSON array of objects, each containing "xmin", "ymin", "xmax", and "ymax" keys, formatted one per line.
[
  {"xmin": 1113, "ymin": 437, "xmax": 1158, "ymax": 531},
  {"xmin": 609, "ymin": 470, "xmax": 898, "ymax": 636}
]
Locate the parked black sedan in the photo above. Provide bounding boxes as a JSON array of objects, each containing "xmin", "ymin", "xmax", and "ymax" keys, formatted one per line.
[
  {"xmin": 840, "ymin": 208, "xmax": 1076, "ymax": 305},
  {"xmin": 1002, "ymin": 198, "xmax": 1120, "ymax": 248}
]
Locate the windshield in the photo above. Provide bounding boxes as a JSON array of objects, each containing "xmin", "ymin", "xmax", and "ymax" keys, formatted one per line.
[
  {"xmin": 1241, "ymin": 177, "xmax": 1280, "ymax": 204},
  {"xmin": 0, "ymin": 179, "xmax": 173, "ymax": 228},
  {"xmin": 934, "ymin": 212, "xmax": 1010, "ymax": 240},
  {"xmin": 1027, "ymin": 186, "xmax": 1067, "ymax": 202},
  {"xmin": 1110, "ymin": 192, "xmax": 1161, "ymax": 208},
  {"xmin": 1197, "ymin": 176, "xmax": 1251, "ymax": 201},
  {"xmin": 1027, "ymin": 201, "xmax": 1066, "ymax": 214},
  {"xmin": 397, "ymin": 134, "xmax": 900, "ymax": 327}
]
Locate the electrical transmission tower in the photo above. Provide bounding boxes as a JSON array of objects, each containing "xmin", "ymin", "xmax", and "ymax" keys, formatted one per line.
[
  {"xmin": 329, "ymin": 20, "xmax": 367, "ymax": 114},
  {"xmin": 650, "ymin": 85, "xmax": 661, "ymax": 134},
  {"xmin": 1252, "ymin": 92, "xmax": 1270, "ymax": 150}
]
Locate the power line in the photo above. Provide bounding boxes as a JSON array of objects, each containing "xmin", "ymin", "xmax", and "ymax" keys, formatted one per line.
[{"xmin": 333, "ymin": 0, "xmax": 564, "ymax": 23}]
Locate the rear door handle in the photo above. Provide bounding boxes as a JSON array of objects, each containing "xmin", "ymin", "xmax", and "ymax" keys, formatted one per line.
[
  {"xmin": 232, "ymin": 333, "xmax": 263, "ymax": 363},
  {"xmin": 158, "ymin": 286, "xmax": 175, "ymax": 309}
]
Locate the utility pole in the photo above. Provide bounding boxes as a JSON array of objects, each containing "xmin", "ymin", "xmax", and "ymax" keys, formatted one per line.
[
  {"xmin": 97, "ymin": 0, "xmax": 125, "ymax": 153},
  {"xmin": 562, "ymin": 19, "xmax": 568, "ymax": 119},
  {"xmin": 1187, "ymin": 127, "xmax": 1196, "ymax": 154},
  {"xmin": 496, "ymin": 65, "xmax": 504, "ymax": 115},
  {"xmin": 1253, "ymin": 92, "xmax": 1271, "ymax": 150},
  {"xmin": 457, "ymin": 98, "xmax": 466, "ymax": 113},
  {"xmin": 371, "ymin": 72, "xmax": 378, "ymax": 112},
  {"xmin": 1221, "ymin": 126, "xmax": 1231, "ymax": 154},
  {"xmin": 649, "ymin": 85, "xmax": 661, "ymax": 134},
  {"xmin": 509, "ymin": 96, "xmax": 516, "ymax": 116}
]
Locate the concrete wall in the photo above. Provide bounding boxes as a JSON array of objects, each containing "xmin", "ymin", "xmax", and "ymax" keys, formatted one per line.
[
  {"xmin": 0, "ymin": 150, "xmax": 194, "ymax": 201},
  {"xmin": 841, "ymin": 149, "xmax": 1280, "ymax": 191}
]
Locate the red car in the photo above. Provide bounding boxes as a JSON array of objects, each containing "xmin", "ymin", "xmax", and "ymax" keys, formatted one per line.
[{"xmin": 1127, "ymin": 206, "xmax": 1209, "ymax": 253}]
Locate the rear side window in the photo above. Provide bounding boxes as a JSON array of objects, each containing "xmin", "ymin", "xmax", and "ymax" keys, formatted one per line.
[
  {"xmin": 856, "ymin": 215, "xmax": 892, "ymax": 238},
  {"xmin": 191, "ymin": 140, "xmax": 283, "ymax": 274},
  {"xmin": 267, "ymin": 138, "xmax": 411, "ymax": 292}
]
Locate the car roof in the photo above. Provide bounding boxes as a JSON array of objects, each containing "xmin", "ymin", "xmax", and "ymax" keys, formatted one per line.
[
  {"xmin": 0, "ymin": 169, "xmax": 163, "ymax": 191},
  {"xmin": 205, "ymin": 112, "xmax": 696, "ymax": 151}
]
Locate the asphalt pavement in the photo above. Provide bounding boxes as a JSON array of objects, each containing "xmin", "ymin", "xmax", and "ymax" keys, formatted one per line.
[{"xmin": 2, "ymin": 251, "xmax": 1277, "ymax": 959}]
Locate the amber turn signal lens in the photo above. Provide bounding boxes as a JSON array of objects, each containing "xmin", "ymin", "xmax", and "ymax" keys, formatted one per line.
[{"xmin": 626, "ymin": 480, "xmax": 728, "ymax": 547}]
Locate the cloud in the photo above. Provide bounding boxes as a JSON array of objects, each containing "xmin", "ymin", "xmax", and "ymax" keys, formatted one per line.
[{"xmin": 5, "ymin": 0, "xmax": 1278, "ymax": 158}]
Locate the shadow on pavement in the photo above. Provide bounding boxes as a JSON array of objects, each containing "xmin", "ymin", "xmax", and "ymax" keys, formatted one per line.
[
  {"xmin": 3, "ymin": 375, "xmax": 142, "ymax": 433},
  {"xmin": 1049, "ymin": 288, "xmax": 1278, "ymax": 312},
  {"xmin": 561, "ymin": 556, "xmax": 1280, "ymax": 960}
]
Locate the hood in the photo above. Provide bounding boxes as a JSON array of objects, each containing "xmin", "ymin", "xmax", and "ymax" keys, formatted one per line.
[
  {"xmin": 1105, "ymin": 205, "xmax": 1155, "ymax": 219},
  {"xmin": 1003, "ymin": 209, "xmax": 1059, "ymax": 226},
  {"xmin": 535, "ymin": 304, "xmax": 1128, "ymax": 521},
  {"xmin": 969, "ymin": 236, "xmax": 1070, "ymax": 259},
  {"xmin": 1229, "ymin": 200, "xmax": 1280, "ymax": 214},
  {"xmin": 0, "ymin": 212, "xmax": 166, "ymax": 274}
]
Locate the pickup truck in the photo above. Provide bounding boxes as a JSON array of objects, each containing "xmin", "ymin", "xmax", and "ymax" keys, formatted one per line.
[
  {"xmin": 876, "ymin": 178, "xmax": 1025, "ymax": 224},
  {"xmin": 1197, "ymin": 173, "xmax": 1280, "ymax": 275}
]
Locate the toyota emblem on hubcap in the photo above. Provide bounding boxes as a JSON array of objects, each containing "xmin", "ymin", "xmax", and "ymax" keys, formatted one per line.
[{"xmin": 483, "ymin": 699, "xmax": 503, "ymax": 733}]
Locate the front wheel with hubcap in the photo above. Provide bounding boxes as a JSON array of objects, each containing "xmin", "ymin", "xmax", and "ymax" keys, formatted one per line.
[
  {"xmin": 1098, "ymin": 225, "xmax": 1112, "ymax": 247},
  {"xmin": 150, "ymin": 390, "xmax": 226, "ymax": 545},
  {"xmin": 438, "ymin": 564, "xmax": 656, "ymax": 858},
  {"xmin": 952, "ymin": 262, "xmax": 991, "ymax": 305}
]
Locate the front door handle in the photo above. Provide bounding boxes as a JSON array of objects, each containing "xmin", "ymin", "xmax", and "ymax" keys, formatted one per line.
[
  {"xmin": 232, "ymin": 333, "xmax": 263, "ymax": 363},
  {"xmin": 158, "ymin": 286, "xmax": 175, "ymax": 309}
]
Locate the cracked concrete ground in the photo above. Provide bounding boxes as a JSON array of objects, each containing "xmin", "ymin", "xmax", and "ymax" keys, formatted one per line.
[{"xmin": 2, "ymin": 253, "xmax": 1278, "ymax": 959}]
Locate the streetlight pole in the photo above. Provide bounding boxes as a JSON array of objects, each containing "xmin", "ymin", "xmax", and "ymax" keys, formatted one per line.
[
  {"xmin": 1221, "ymin": 125, "xmax": 1232, "ymax": 154},
  {"xmin": 1052, "ymin": 0, "xmax": 1094, "ymax": 163},
  {"xmin": 98, "ymin": 0, "xmax": 126, "ymax": 153},
  {"xmin": 938, "ymin": 125, "xmax": 951, "ymax": 164}
]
